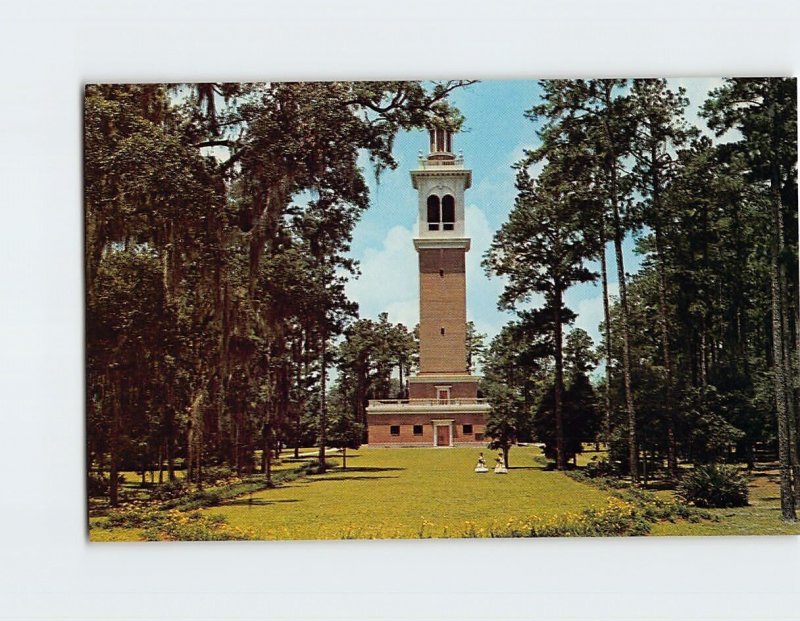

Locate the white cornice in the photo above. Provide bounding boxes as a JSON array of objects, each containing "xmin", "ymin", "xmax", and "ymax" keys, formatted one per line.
[
  {"xmin": 409, "ymin": 374, "xmax": 480, "ymax": 383},
  {"xmin": 410, "ymin": 168, "xmax": 472, "ymax": 190},
  {"xmin": 413, "ymin": 238, "xmax": 471, "ymax": 252},
  {"xmin": 367, "ymin": 404, "xmax": 491, "ymax": 415}
]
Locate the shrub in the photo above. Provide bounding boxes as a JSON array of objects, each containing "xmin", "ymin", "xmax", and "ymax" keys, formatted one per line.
[
  {"xmin": 585, "ymin": 457, "xmax": 614, "ymax": 479},
  {"xmin": 148, "ymin": 479, "xmax": 188, "ymax": 501},
  {"xmin": 201, "ymin": 465, "xmax": 236, "ymax": 485},
  {"xmin": 100, "ymin": 505, "xmax": 163, "ymax": 529},
  {"xmin": 87, "ymin": 472, "xmax": 108, "ymax": 497},
  {"xmin": 456, "ymin": 498, "xmax": 650, "ymax": 538},
  {"xmin": 677, "ymin": 464, "xmax": 749, "ymax": 508},
  {"xmin": 100, "ymin": 506, "xmax": 253, "ymax": 540},
  {"xmin": 301, "ymin": 459, "xmax": 336, "ymax": 475},
  {"xmin": 143, "ymin": 510, "xmax": 252, "ymax": 541}
]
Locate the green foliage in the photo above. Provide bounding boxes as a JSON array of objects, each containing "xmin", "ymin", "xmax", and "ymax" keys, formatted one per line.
[
  {"xmin": 584, "ymin": 457, "xmax": 614, "ymax": 479},
  {"xmin": 677, "ymin": 464, "xmax": 750, "ymax": 508},
  {"xmin": 465, "ymin": 321, "xmax": 487, "ymax": 374},
  {"xmin": 200, "ymin": 465, "xmax": 237, "ymax": 485},
  {"xmin": 86, "ymin": 81, "xmax": 472, "ymax": 507},
  {"xmin": 436, "ymin": 499, "xmax": 650, "ymax": 538},
  {"xmin": 87, "ymin": 472, "xmax": 115, "ymax": 497},
  {"xmin": 534, "ymin": 373, "xmax": 600, "ymax": 465},
  {"xmin": 144, "ymin": 511, "xmax": 253, "ymax": 541},
  {"xmin": 148, "ymin": 479, "xmax": 188, "ymax": 501},
  {"xmin": 98, "ymin": 506, "xmax": 252, "ymax": 541},
  {"xmin": 483, "ymin": 382, "xmax": 524, "ymax": 466},
  {"xmin": 300, "ymin": 459, "xmax": 337, "ymax": 475}
]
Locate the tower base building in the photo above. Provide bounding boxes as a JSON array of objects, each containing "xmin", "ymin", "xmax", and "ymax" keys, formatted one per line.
[{"xmin": 366, "ymin": 129, "xmax": 490, "ymax": 447}]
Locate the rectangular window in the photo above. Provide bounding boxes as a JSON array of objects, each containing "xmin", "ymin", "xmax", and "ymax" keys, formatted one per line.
[
  {"xmin": 428, "ymin": 223, "xmax": 439, "ymax": 231},
  {"xmin": 390, "ymin": 425, "xmax": 400, "ymax": 436},
  {"xmin": 443, "ymin": 223, "xmax": 454, "ymax": 231},
  {"xmin": 413, "ymin": 425, "xmax": 423, "ymax": 436},
  {"xmin": 463, "ymin": 424, "xmax": 473, "ymax": 435}
]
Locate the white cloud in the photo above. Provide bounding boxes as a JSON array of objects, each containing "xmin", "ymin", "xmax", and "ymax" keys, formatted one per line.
[
  {"xmin": 464, "ymin": 203, "xmax": 511, "ymax": 342},
  {"xmin": 567, "ymin": 281, "xmax": 620, "ymax": 346},
  {"xmin": 345, "ymin": 224, "xmax": 418, "ymax": 326},
  {"xmin": 345, "ymin": 202, "xmax": 510, "ymax": 340}
]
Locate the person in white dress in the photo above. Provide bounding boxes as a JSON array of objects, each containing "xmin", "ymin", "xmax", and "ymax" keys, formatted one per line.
[{"xmin": 475, "ymin": 452, "xmax": 488, "ymax": 473}]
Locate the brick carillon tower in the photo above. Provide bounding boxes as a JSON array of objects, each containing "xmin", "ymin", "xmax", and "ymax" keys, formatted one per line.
[{"xmin": 366, "ymin": 129, "xmax": 490, "ymax": 447}]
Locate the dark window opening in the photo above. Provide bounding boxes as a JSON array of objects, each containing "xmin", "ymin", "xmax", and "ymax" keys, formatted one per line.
[
  {"xmin": 413, "ymin": 425, "xmax": 423, "ymax": 436},
  {"xmin": 440, "ymin": 327, "xmax": 446, "ymax": 335},
  {"xmin": 463, "ymin": 424, "xmax": 473, "ymax": 435},
  {"xmin": 390, "ymin": 425, "xmax": 400, "ymax": 436},
  {"xmin": 442, "ymin": 195, "xmax": 455, "ymax": 231},
  {"xmin": 442, "ymin": 195, "xmax": 455, "ymax": 221},
  {"xmin": 439, "ymin": 269, "xmax": 444, "ymax": 278},
  {"xmin": 427, "ymin": 195, "xmax": 440, "ymax": 231}
]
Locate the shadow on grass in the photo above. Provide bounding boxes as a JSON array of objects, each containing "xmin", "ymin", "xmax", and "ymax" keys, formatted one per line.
[
  {"xmin": 224, "ymin": 498, "xmax": 301, "ymax": 507},
  {"xmin": 310, "ymin": 475, "xmax": 400, "ymax": 482},
  {"xmin": 334, "ymin": 466, "xmax": 405, "ymax": 473},
  {"xmin": 640, "ymin": 481, "xmax": 677, "ymax": 491}
]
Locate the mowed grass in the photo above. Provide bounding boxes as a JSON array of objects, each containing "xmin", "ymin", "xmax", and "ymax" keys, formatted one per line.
[
  {"xmin": 651, "ymin": 469, "xmax": 800, "ymax": 536},
  {"xmin": 90, "ymin": 446, "xmax": 800, "ymax": 540},
  {"xmin": 203, "ymin": 446, "xmax": 616, "ymax": 540}
]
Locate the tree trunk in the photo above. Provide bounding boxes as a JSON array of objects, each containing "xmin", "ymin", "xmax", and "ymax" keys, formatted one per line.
[
  {"xmin": 612, "ymin": 194, "xmax": 638, "ymax": 484},
  {"xmin": 158, "ymin": 443, "xmax": 163, "ymax": 484},
  {"xmin": 599, "ymin": 84, "xmax": 638, "ymax": 484},
  {"xmin": 109, "ymin": 380, "xmax": 120, "ymax": 506},
  {"xmin": 342, "ymin": 446, "xmax": 347, "ymax": 470},
  {"xmin": 599, "ymin": 212, "xmax": 614, "ymax": 447},
  {"xmin": 771, "ymin": 225, "xmax": 795, "ymax": 519},
  {"xmin": 186, "ymin": 417, "xmax": 194, "ymax": 483},
  {"xmin": 318, "ymin": 329, "xmax": 328, "ymax": 473},
  {"xmin": 264, "ymin": 420, "xmax": 272, "ymax": 485},
  {"xmin": 553, "ymin": 286, "xmax": 566, "ymax": 471},
  {"xmin": 651, "ymin": 161, "xmax": 678, "ymax": 479},
  {"xmin": 166, "ymin": 403, "xmax": 175, "ymax": 481},
  {"xmin": 768, "ymin": 95, "xmax": 796, "ymax": 518}
]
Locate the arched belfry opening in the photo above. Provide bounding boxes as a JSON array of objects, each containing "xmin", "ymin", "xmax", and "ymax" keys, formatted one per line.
[
  {"xmin": 441, "ymin": 195, "xmax": 455, "ymax": 231},
  {"xmin": 427, "ymin": 195, "xmax": 441, "ymax": 231}
]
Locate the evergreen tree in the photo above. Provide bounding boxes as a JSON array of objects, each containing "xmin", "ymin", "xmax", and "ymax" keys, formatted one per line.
[{"xmin": 484, "ymin": 163, "xmax": 597, "ymax": 470}]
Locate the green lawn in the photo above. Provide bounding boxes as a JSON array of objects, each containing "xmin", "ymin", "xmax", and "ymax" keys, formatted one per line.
[
  {"xmin": 651, "ymin": 469, "xmax": 800, "ymax": 536},
  {"xmin": 202, "ymin": 446, "xmax": 616, "ymax": 539},
  {"xmin": 90, "ymin": 446, "xmax": 800, "ymax": 540}
]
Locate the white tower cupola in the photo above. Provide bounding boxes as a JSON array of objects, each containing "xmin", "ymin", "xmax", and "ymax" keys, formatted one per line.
[{"xmin": 411, "ymin": 129, "xmax": 472, "ymax": 241}]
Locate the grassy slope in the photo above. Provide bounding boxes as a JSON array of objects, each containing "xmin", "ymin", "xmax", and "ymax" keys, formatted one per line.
[{"xmin": 203, "ymin": 446, "xmax": 615, "ymax": 539}]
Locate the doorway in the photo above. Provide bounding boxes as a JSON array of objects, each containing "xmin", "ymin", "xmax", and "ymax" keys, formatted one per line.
[{"xmin": 436, "ymin": 425, "xmax": 450, "ymax": 447}]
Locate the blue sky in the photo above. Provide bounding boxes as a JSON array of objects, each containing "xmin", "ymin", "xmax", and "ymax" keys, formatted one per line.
[{"xmin": 345, "ymin": 79, "xmax": 725, "ymax": 349}]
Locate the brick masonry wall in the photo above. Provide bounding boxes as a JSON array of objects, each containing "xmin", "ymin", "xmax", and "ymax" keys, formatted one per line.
[
  {"xmin": 367, "ymin": 412, "xmax": 486, "ymax": 445},
  {"xmin": 418, "ymin": 248, "xmax": 467, "ymax": 374},
  {"xmin": 408, "ymin": 379, "xmax": 478, "ymax": 399}
]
